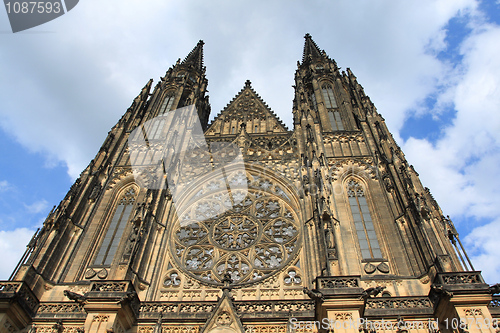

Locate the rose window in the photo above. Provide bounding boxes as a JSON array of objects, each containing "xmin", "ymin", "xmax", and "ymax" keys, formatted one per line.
[
  {"xmin": 212, "ymin": 215, "xmax": 259, "ymax": 250},
  {"xmin": 170, "ymin": 172, "xmax": 301, "ymax": 286}
]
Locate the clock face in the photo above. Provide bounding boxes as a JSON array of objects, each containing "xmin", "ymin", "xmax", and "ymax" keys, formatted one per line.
[{"xmin": 169, "ymin": 171, "xmax": 301, "ymax": 286}]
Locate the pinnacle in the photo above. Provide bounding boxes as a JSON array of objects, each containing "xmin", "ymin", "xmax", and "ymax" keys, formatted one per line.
[
  {"xmin": 302, "ymin": 33, "xmax": 325, "ymax": 63},
  {"xmin": 181, "ymin": 40, "xmax": 205, "ymax": 72}
]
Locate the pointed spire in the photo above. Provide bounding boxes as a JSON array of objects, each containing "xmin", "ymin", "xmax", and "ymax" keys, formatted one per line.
[
  {"xmin": 302, "ymin": 33, "xmax": 325, "ymax": 63},
  {"xmin": 181, "ymin": 40, "xmax": 205, "ymax": 72}
]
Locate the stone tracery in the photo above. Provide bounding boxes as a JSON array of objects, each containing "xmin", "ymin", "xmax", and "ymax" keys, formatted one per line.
[{"xmin": 170, "ymin": 171, "xmax": 301, "ymax": 286}]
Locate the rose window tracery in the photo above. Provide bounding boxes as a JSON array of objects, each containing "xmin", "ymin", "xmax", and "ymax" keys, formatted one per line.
[{"xmin": 170, "ymin": 171, "xmax": 301, "ymax": 286}]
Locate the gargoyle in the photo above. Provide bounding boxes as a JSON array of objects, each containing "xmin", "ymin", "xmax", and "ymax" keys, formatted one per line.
[
  {"xmin": 431, "ymin": 284, "xmax": 453, "ymax": 298},
  {"xmin": 117, "ymin": 292, "xmax": 137, "ymax": 305},
  {"xmin": 361, "ymin": 286, "xmax": 385, "ymax": 299},
  {"xmin": 489, "ymin": 283, "xmax": 500, "ymax": 295},
  {"xmin": 64, "ymin": 290, "xmax": 87, "ymax": 305},
  {"xmin": 303, "ymin": 287, "xmax": 324, "ymax": 302}
]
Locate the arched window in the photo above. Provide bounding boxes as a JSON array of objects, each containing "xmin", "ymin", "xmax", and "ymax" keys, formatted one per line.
[
  {"xmin": 321, "ymin": 84, "xmax": 344, "ymax": 131},
  {"xmin": 346, "ymin": 180, "xmax": 382, "ymax": 259},
  {"xmin": 321, "ymin": 84, "xmax": 337, "ymax": 108},
  {"xmin": 159, "ymin": 93, "xmax": 175, "ymax": 115},
  {"xmin": 94, "ymin": 187, "xmax": 137, "ymax": 265}
]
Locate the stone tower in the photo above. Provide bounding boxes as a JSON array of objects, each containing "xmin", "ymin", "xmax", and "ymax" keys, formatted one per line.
[{"xmin": 1, "ymin": 35, "xmax": 498, "ymax": 333}]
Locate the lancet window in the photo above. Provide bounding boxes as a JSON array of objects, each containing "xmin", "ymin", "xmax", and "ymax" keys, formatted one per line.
[
  {"xmin": 346, "ymin": 180, "xmax": 382, "ymax": 259},
  {"xmin": 94, "ymin": 187, "xmax": 137, "ymax": 265}
]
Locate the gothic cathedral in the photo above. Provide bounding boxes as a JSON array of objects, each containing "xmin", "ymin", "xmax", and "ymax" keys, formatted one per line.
[{"xmin": 1, "ymin": 35, "xmax": 498, "ymax": 333}]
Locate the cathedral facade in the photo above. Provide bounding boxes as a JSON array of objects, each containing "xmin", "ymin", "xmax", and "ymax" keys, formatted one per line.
[{"xmin": 1, "ymin": 35, "xmax": 498, "ymax": 333}]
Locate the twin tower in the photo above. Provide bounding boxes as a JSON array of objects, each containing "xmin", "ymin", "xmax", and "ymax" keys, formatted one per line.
[{"xmin": 1, "ymin": 35, "xmax": 497, "ymax": 333}]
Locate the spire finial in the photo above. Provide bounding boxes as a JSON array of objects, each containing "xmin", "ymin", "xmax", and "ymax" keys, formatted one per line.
[
  {"xmin": 181, "ymin": 40, "xmax": 205, "ymax": 72},
  {"xmin": 302, "ymin": 33, "xmax": 326, "ymax": 63},
  {"xmin": 245, "ymin": 80, "xmax": 252, "ymax": 88}
]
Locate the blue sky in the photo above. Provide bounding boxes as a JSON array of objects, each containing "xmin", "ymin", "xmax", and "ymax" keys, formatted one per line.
[{"xmin": 1, "ymin": 0, "xmax": 500, "ymax": 283}]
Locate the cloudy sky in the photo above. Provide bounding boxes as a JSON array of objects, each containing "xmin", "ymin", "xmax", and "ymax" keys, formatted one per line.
[{"xmin": 1, "ymin": 0, "xmax": 500, "ymax": 283}]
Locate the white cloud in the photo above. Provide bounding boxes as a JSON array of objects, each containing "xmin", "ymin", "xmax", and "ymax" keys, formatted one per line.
[
  {"xmin": 24, "ymin": 200, "xmax": 49, "ymax": 214},
  {"xmin": 402, "ymin": 21, "xmax": 500, "ymax": 282},
  {"xmin": 464, "ymin": 218, "xmax": 500, "ymax": 283},
  {"xmin": 0, "ymin": 180, "xmax": 11, "ymax": 192},
  {"xmin": 0, "ymin": 228, "xmax": 37, "ymax": 280}
]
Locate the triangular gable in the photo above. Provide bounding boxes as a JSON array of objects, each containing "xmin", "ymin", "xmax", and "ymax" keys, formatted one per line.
[
  {"xmin": 200, "ymin": 290, "xmax": 244, "ymax": 333},
  {"xmin": 206, "ymin": 80, "xmax": 288, "ymax": 137}
]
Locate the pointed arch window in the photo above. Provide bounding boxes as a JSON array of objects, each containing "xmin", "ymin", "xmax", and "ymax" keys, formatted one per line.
[
  {"xmin": 159, "ymin": 93, "xmax": 175, "ymax": 115},
  {"xmin": 321, "ymin": 84, "xmax": 337, "ymax": 108},
  {"xmin": 94, "ymin": 187, "xmax": 137, "ymax": 265},
  {"xmin": 321, "ymin": 84, "xmax": 343, "ymax": 131},
  {"xmin": 346, "ymin": 180, "xmax": 382, "ymax": 259}
]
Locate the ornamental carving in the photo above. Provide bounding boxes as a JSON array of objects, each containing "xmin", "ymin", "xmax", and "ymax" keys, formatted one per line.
[
  {"xmin": 464, "ymin": 308, "xmax": 483, "ymax": 316},
  {"xmin": 216, "ymin": 311, "xmax": 232, "ymax": 326},
  {"xmin": 170, "ymin": 172, "xmax": 301, "ymax": 287},
  {"xmin": 90, "ymin": 282, "xmax": 128, "ymax": 292},
  {"xmin": 235, "ymin": 301, "xmax": 314, "ymax": 313},
  {"xmin": 334, "ymin": 313, "xmax": 353, "ymax": 321},
  {"xmin": 37, "ymin": 303, "xmax": 84, "ymax": 313},
  {"xmin": 245, "ymin": 326, "xmax": 286, "ymax": 333},
  {"xmin": 365, "ymin": 297, "xmax": 432, "ymax": 309},
  {"xmin": 93, "ymin": 315, "xmax": 109, "ymax": 323},
  {"xmin": 440, "ymin": 273, "xmax": 483, "ymax": 285},
  {"xmin": 139, "ymin": 327, "xmax": 199, "ymax": 333},
  {"xmin": 317, "ymin": 277, "xmax": 359, "ymax": 289}
]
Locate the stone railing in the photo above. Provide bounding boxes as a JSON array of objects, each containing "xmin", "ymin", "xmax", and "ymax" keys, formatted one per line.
[
  {"xmin": 235, "ymin": 300, "xmax": 314, "ymax": 314},
  {"xmin": 435, "ymin": 272, "xmax": 484, "ymax": 285},
  {"xmin": 37, "ymin": 302, "xmax": 85, "ymax": 314},
  {"xmin": 139, "ymin": 300, "xmax": 314, "ymax": 319},
  {"xmin": 316, "ymin": 276, "xmax": 360, "ymax": 289},
  {"xmin": 366, "ymin": 297, "xmax": 432, "ymax": 309},
  {"xmin": 0, "ymin": 281, "xmax": 39, "ymax": 315},
  {"xmin": 364, "ymin": 296, "xmax": 434, "ymax": 316},
  {"xmin": 89, "ymin": 281, "xmax": 132, "ymax": 292},
  {"xmin": 139, "ymin": 302, "xmax": 216, "ymax": 318}
]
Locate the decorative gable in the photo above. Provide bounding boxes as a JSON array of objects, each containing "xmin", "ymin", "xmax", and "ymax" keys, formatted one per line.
[
  {"xmin": 205, "ymin": 80, "xmax": 288, "ymax": 137},
  {"xmin": 200, "ymin": 290, "xmax": 244, "ymax": 333}
]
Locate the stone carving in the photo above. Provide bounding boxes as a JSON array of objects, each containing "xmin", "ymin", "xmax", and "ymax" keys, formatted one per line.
[
  {"xmin": 245, "ymin": 326, "xmax": 286, "ymax": 333},
  {"xmin": 162, "ymin": 327, "xmax": 199, "ymax": 333},
  {"xmin": 365, "ymin": 297, "xmax": 432, "ymax": 309},
  {"xmin": 97, "ymin": 268, "xmax": 108, "ymax": 279},
  {"xmin": 37, "ymin": 303, "xmax": 84, "ymax": 313},
  {"xmin": 93, "ymin": 315, "xmax": 109, "ymax": 322},
  {"xmin": 364, "ymin": 263, "xmax": 376, "ymax": 274},
  {"xmin": 0, "ymin": 282, "xmax": 39, "ymax": 314},
  {"xmin": 441, "ymin": 273, "xmax": 482, "ymax": 285},
  {"xmin": 64, "ymin": 290, "xmax": 87, "ymax": 305},
  {"xmin": 32, "ymin": 326, "xmax": 84, "ymax": 333},
  {"xmin": 90, "ymin": 282, "xmax": 128, "ymax": 292},
  {"xmin": 84, "ymin": 268, "xmax": 97, "ymax": 279},
  {"xmin": 377, "ymin": 262, "xmax": 390, "ymax": 274},
  {"xmin": 334, "ymin": 313, "xmax": 353, "ymax": 321},
  {"xmin": 235, "ymin": 301, "xmax": 314, "ymax": 313},
  {"xmin": 361, "ymin": 286, "xmax": 385, "ymax": 299},
  {"xmin": 216, "ymin": 311, "xmax": 232, "ymax": 326},
  {"xmin": 171, "ymin": 179, "xmax": 301, "ymax": 286},
  {"xmin": 464, "ymin": 308, "xmax": 482, "ymax": 316},
  {"xmin": 179, "ymin": 304, "xmax": 215, "ymax": 313},
  {"xmin": 317, "ymin": 277, "xmax": 359, "ymax": 289}
]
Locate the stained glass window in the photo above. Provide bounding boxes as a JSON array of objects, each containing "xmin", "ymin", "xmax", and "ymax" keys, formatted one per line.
[
  {"xmin": 95, "ymin": 187, "xmax": 137, "ymax": 265},
  {"xmin": 346, "ymin": 180, "xmax": 382, "ymax": 259}
]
